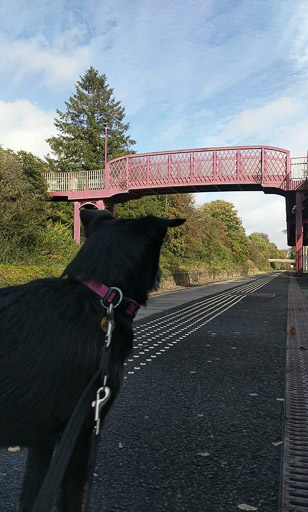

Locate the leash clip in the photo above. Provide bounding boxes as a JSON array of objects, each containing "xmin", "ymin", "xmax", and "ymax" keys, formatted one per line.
[{"xmin": 92, "ymin": 386, "xmax": 111, "ymax": 436}]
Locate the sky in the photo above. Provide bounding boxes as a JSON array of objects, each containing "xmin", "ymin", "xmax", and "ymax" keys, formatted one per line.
[{"xmin": 1, "ymin": 0, "xmax": 308, "ymax": 249}]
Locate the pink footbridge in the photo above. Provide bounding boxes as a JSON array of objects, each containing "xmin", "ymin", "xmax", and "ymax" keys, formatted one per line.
[{"xmin": 44, "ymin": 145, "xmax": 308, "ymax": 275}]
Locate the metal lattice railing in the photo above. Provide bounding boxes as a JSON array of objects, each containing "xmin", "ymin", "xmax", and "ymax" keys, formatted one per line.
[
  {"xmin": 43, "ymin": 146, "xmax": 297, "ymax": 197},
  {"xmin": 291, "ymin": 157, "xmax": 308, "ymax": 180},
  {"xmin": 44, "ymin": 170, "xmax": 105, "ymax": 193},
  {"xmin": 44, "ymin": 172, "xmax": 68, "ymax": 192},
  {"xmin": 108, "ymin": 146, "xmax": 289, "ymax": 189}
]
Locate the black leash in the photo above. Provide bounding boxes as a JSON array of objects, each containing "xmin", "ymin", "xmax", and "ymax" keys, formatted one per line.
[
  {"xmin": 82, "ymin": 426, "xmax": 103, "ymax": 511},
  {"xmin": 32, "ymin": 304, "xmax": 115, "ymax": 512}
]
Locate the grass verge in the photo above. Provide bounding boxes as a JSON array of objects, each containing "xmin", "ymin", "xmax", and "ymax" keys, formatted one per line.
[{"xmin": 0, "ymin": 262, "xmax": 66, "ymax": 287}]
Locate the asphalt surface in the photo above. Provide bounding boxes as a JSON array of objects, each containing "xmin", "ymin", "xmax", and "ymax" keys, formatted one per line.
[
  {"xmin": 91, "ymin": 272, "xmax": 288, "ymax": 512},
  {"xmin": 137, "ymin": 275, "xmax": 264, "ymax": 321},
  {"xmin": 0, "ymin": 273, "xmax": 289, "ymax": 511}
]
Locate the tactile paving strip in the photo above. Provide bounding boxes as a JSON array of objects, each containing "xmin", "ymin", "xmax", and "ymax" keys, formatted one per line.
[
  {"xmin": 125, "ymin": 274, "xmax": 279, "ymax": 379},
  {"xmin": 281, "ymin": 277, "xmax": 308, "ymax": 511}
]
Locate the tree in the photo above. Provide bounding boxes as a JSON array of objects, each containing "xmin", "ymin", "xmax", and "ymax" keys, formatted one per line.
[
  {"xmin": 17, "ymin": 150, "xmax": 50, "ymax": 198},
  {"xmin": 46, "ymin": 67, "xmax": 136, "ymax": 171},
  {"xmin": 201, "ymin": 200, "xmax": 248, "ymax": 265},
  {"xmin": 248, "ymin": 232, "xmax": 283, "ymax": 269},
  {"xmin": 0, "ymin": 148, "xmax": 49, "ymax": 261},
  {"xmin": 195, "ymin": 206, "xmax": 232, "ymax": 266},
  {"xmin": 161, "ymin": 194, "xmax": 198, "ymax": 260},
  {"xmin": 116, "ymin": 194, "xmax": 198, "ymax": 263},
  {"xmin": 204, "ymin": 200, "xmax": 246, "ymax": 243}
]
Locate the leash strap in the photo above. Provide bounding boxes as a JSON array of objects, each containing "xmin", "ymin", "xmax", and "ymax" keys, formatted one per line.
[
  {"xmin": 32, "ymin": 306, "xmax": 114, "ymax": 512},
  {"xmin": 82, "ymin": 432, "xmax": 101, "ymax": 511},
  {"xmin": 31, "ymin": 371, "xmax": 101, "ymax": 511}
]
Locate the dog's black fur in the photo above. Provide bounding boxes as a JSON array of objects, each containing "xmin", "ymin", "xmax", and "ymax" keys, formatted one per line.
[{"xmin": 0, "ymin": 211, "xmax": 185, "ymax": 512}]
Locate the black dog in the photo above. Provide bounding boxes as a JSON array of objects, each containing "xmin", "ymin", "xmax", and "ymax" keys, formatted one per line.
[{"xmin": 0, "ymin": 210, "xmax": 185, "ymax": 512}]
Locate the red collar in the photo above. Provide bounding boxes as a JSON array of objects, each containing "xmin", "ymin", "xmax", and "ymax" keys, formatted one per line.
[{"xmin": 81, "ymin": 279, "xmax": 140, "ymax": 320}]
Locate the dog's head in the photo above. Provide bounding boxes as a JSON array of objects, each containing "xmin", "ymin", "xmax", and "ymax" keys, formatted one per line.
[{"xmin": 63, "ymin": 210, "xmax": 185, "ymax": 304}]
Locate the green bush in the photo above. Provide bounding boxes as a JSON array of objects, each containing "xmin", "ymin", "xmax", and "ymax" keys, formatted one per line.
[{"xmin": 39, "ymin": 221, "xmax": 78, "ymax": 263}]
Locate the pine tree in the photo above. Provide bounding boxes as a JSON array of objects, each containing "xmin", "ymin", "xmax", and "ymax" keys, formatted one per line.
[{"xmin": 46, "ymin": 67, "xmax": 136, "ymax": 171}]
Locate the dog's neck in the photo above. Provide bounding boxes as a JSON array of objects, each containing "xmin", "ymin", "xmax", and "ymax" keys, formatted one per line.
[{"xmin": 80, "ymin": 279, "xmax": 140, "ymax": 320}]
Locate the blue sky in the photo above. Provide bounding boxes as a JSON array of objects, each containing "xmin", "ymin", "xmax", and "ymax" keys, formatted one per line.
[{"xmin": 1, "ymin": 0, "xmax": 308, "ymax": 248}]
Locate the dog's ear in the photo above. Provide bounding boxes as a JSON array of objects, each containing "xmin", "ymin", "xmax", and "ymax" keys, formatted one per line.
[
  {"xmin": 80, "ymin": 209, "xmax": 114, "ymax": 237},
  {"xmin": 147, "ymin": 216, "xmax": 186, "ymax": 230},
  {"xmin": 160, "ymin": 218, "xmax": 186, "ymax": 228},
  {"xmin": 134, "ymin": 216, "xmax": 186, "ymax": 237}
]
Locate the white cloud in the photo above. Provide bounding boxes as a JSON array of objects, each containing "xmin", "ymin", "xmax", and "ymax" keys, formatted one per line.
[
  {"xmin": 289, "ymin": 1, "xmax": 308, "ymax": 68},
  {"xmin": 197, "ymin": 96, "xmax": 308, "ymax": 157},
  {"xmin": 0, "ymin": 35, "xmax": 91, "ymax": 89},
  {"xmin": 220, "ymin": 97, "xmax": 302, "ymax": 141},
  {"xmin": 0, "ymin": 1, "xmax": 301, "ymax": 119},
  {"xmin": 0, "ymin": 100, "xmax": 55, "ymax": 157}
]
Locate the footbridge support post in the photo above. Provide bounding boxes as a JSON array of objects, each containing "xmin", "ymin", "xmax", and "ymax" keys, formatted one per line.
[
  {"xmin": 296, "ymin": 191, "xmax": 304, "ymax": 276},
  {"xmin": 74, "ymin": 201, "xmax": 81, "ymax": 245},
  {"xmin": 73, "ymin": 199, "xmax": 114, "ymax": 244}
]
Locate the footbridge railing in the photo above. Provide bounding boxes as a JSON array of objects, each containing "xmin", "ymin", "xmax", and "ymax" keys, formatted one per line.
[{"xmin": 44, "ymin": 145, "xmax": 304, "ymax": 199}]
